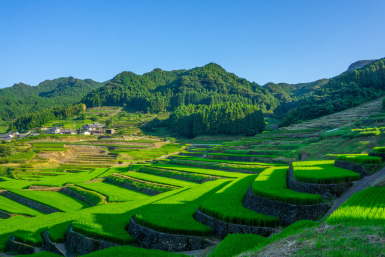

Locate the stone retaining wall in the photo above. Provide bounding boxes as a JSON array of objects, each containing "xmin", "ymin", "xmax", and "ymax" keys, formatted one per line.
[
  {"xmin": 195, "ymin": 209, "xmax": 279, "ymax": 239},
  {"xmin": 28, "ymin": 186, "xmax": 62, "ymax": 191},
  {"xmin": 58, "ymin": 188, "xmax": 90, "ymax": 205},
  {"xmin": 6, "ymin": 237, "xmax": 36, "ymax": 255},
  {"xmin": 0, "ymin": 191, "xmax": 59, "ymax": 214},
  {"xmin": 105, "ymin": 176, "xmax": 161, "ymax": 196},
  {"xmin": 334, "ymin": 160, "xmax": 380, "ymax": 177},
  {"xmin": 0, "ymin": 210, "xmax": 13, "ymax": 219},
  {"xmin": 287, "ymin": 166, "xmax": 353, "ymax": 198},
  {"xmin": 42, "ymin": 231, "xmax": 65, "ymax": 256},
  {"xmin": 65, "ymin": 227, "xmax": 118, "ymax": 255},
  {"xmin": 369, "ymin": 151, "xmax": 385, "ymax": 161},
  {"xmin": 128, "ymin": 216, "xmax": 214, "ymax": 252},
  {"xmin": 243, "ymin": 187, "xmax": 330, "ymax": 226}
]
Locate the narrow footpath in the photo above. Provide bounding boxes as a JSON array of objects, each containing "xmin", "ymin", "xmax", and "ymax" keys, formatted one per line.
[{"xmin": 323, "ymin": 166, "xmax": 385, "ymax": 219}]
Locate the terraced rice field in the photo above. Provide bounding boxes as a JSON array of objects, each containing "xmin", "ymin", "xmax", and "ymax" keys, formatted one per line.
[{"xmin": 0, "ymin": 195, "xmax": 43, "ymax": 216}]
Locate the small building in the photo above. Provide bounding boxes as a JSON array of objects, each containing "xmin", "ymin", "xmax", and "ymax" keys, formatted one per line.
[
  {"xmin": 93, "ymin": 122, "xmax": 106, "ymax": 129},
  {"xmin": 83, "ymin": 124, "xmax": 97, "ymax": 131},
  {"xmin": 61, "ymin": 129, "xmax": 77, "ymax": 135},
  {"xmin": 105, "ymin": 129, "xmax": 115, "ymax": 134},
  {"xmin": 90, "ymin": 129, "xmax": 105, "ymax": 135},
  {"xmin": 80, "ymin": 131, "xmax": 91, "ymax": 135},
  {"xmin": 45, "ymin": 127, "xmax": 61, "ymax": 134},
  {"xmin": 0, "ymin": 135, "xmax": 12, "ymax": 142},
  {"xmin": 18, "ymin": 134, "xmax": 28, "ymax": 139}
]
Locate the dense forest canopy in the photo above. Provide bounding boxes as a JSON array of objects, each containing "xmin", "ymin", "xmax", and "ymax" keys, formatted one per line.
[
  {"xmin": 0, "ymin": 77, "xmax": 104, "ymax": 120},
  {"xmin": 280, "ymin": 58, "xmax": 385, "ymax": 127},
  {"xmin": 81, "ymin": 63, "xmax": 281, "ymax": 114},
  {"xmin": 167, "ymin": 103, "xmax": 265, "ymax": 138}
]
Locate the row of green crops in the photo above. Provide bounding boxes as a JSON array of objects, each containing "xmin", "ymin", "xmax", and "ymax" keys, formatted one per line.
[
  {"xmin": 138, "ymin": 166, "xmax": 219, "ymax": 183},
  {"xmin": 199, "ymin": 175, "xmax": 280, "ymax": 227},
  {"xmin": 293, "ymin": 160, "xmax": 361, "ymax": 184},
  {"xmin": 19, "ymin": 245, "xmax": 189, "ymax": 257},
  {"xmin": 111, "ymin": 143, "xmax": 185, "ymax": 160},
  {"xmin": 134, "ymin": 179, "xmax": 230, "ymax": 236},
  {"xmin": 106, "ymin": 174, "xmax": 179, "ymax": 193},
  {"xmin": 261, "ymin": 129, "xmax": 320, "ymax": 135},
  {"xmin": 168, "ymin": 158, "xmax": 267, "ymax": 173},
  {"xmin": 337, "ymin": 155, "xmax": 382, "ymax": 164},
  {"xmin": 173, "ymin": 156, "xmax": 286, "ymax": 166},
  {"xmin": 123, "ymin": 172, "xmax": 197, "ymax": 188},
  {"xmin": 206, "ymin": 152, "xmax": 279, "ymax": 158},
  {"xmin": 209, "ymin": 233, "xmax": 266, "ymax": 257},
  {"xmin": 77, "ymin": 182, "xmax": 150, "ymax": 202},
  {"xmin": 250, "ymin": 144, "xmax": 307, "ymax": 150},
  {"xmin": 30, "ymin": 142, "xmax": 66, "ymax": 148},
  {"xmin": 9, "ymin": 190, "xmax": 89, "ymax": 212},
  {"xmin": 0, "ymin": 195, "xmax": 43, "ymax": 216},
  {"xmin": 152, "ymin": 164, "xmax": 240, "ymax": 178},
  {"xmin": 327, "ymin": 187, "xmax": 385, "ymax": 226},
  {"xmin": 67, "ymin": 185, "xmax": 106, "ymax": 206},
  {"xmin": 373, "ymin": 146, "xmax": 385, "ymax": 153},
  {"xmin": 252, "ymin": 167, "xmax": 323, "ymax": 205}
]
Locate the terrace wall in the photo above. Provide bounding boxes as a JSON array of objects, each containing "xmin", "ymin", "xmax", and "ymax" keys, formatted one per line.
[
  {"xmin": 6, "ymin": 237, "xmax": 36, "ymax": 255},
  {"xmin": 128, "ymin": 216, "xmax": 215, "ymax": 252},
  {"xmin": 334, "ymin": 160, "xmax": 380, "ymax": 177},
  {"xmin": 59, "ymin": 188, "xmax": 90, "ymax": 206},
  {"xmin": 369, "ymin": 151, "xmax": 385, "ymax": 161},
  {"xmin": 65, "ymin": 227, "xmax": 118, "ymax": 255},
  {"xmin": 287, "ymin": 166, "xmax": 353, "ymax": 198},
  {"xmin": 42, "ymin": 231, "xmax": 66, "ymax": 256},
  {"xmin": 168, "ymin": 160, "xmax": 256, "ymax": 174},
  {"xmin": 195, "ymin": 209, "xmax": 279, "ymax": 239},
  {"xmin": 0, "ymin": 210, "xmax": 13, "ymax": 219},
  {"xmin": 243, "ymin": 187, "xmax": 330, "ymax": 226},
  {"xmin": 105, "ymin": 177, "xmax": 161, "ymax": 196},
  {"xmin": 0, "ymin": 191, "xmax": 60, "ymax": 214}
]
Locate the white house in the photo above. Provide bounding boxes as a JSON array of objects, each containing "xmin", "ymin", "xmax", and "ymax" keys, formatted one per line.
[
  {"xmin": 45, "ymin": 127, "xmax": 61, "ymax": 134},
  {"xmin": 80, "ymin": 131, "xmax": 91, "ymax": 135}
]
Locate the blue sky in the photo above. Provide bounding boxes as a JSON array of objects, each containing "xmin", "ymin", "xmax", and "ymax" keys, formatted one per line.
[{"xmin": 0, "ymin": 0, "xmax": 384, "ymax": 88}]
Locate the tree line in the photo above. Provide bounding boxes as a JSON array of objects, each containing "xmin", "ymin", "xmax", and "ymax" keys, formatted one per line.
[{"xmin": 167, "ymin": 103, "xmax": 265, "ymax": 138}]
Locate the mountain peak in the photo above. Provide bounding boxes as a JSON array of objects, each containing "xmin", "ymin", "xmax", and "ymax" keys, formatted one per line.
[{"xmin": 346, "ymin": 60, "xmax": 376, "ymax": 72}]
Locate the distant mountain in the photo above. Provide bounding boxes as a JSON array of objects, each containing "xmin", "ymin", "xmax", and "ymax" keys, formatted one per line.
[
  {"xmin": 81, "ymin": 63, "xmax": 280, "ymax": 113},
  {"xmin": 280, "ymin": 58, "xmax": 385, "ymax": 127},
  {"xmin": 346, "ymin": 60, "xmax": 377, "ymax": 72},
  {"xmin": 0, "ymin": 77, "xmax": 104, "ymax": 120}
]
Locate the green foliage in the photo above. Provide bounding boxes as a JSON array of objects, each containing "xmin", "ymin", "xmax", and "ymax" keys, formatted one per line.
[
  {"xmin": 327, "ymin": 187, "xmax": 385, "ymax": 226},
  {"xmin": 293, "ymin": 160, "xmax": 361, "ymax": 184},
  {"xmin": 67, "ymin": 185, "xmax": 105, "ymax": 206},
  {"xmin": 112, "ymin": 143, "xmax": 184, "ymax": 160},
  {"xmin": 172, "ymin": 156, "xmax": 286, "ymax": 166},
  {"xmin": 106, "ymin": 174, "xmax": 178, "ymax": 193},
  {"xmin": 209, "ymin": 233, "xmax": 266, "ymax": 257},
  {"xmin": 0, "ymin": 77, "xmax": 103, "ymax": 121},
  {"xmin": 168, "ymin": 103, "xmax": 265, "ymax": 137},
  {"xmin": 9, "ymin": 190, "xmax": 89, "ymax": 212},
  {"xmin": 0, "ymin": 195, "xmax": 43, "ymax": 216},
  {"xmin": 81, "ymin": 63, "xmax": 280, "ymax": 114},
  {"xmin": 372, "ymin": 146, "xmax": 385, "ymax": 153},
  {"xmin": 336, "ymin": 155, "xmax": 382, "ymax": 164},
  {"xmin": 134, "ymin": 179, "xmax": 229, "ymax": 236},
  {"xmin": 13, "ymin": 104, "xmax": 85, "ymax": 130},
  {"xmin": 199, "ymin": 175, "xmax": 280, "ymax": 227},
  {"xmin": 281, "ymin": 58, "xmax": 385, "ymax": 126},
  {"xmin": 138, "ymin": 166, "xmax": 218, "ymax": 183},
  {"xmin": 77, "ymin": 182, "xmax": 150, "ymax": 203},
  {"xmin": 252, "ymin": 167, "xmax": 323, "ymax": 205}
]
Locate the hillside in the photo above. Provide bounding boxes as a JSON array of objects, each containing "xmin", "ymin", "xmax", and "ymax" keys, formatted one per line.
[
  {"xmin": 282, "ymin": 97, "xmax": 383, "ymax": 130},
  {"xmin": 80, "ymin": 63, "xmax": 280, "ymax": 114},
  {"xmin": 0, "ymin": 77, "xmax": 104, "ymax": 120},
  {"xmin": 346, "ymin": 59, "xmax": 376, "ymax": 72},
  {"xmin": 280, "ymin": 58, "xmax": 385, "ymax": 127}
]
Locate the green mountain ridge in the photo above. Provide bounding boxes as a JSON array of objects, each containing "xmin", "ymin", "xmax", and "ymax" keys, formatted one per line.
[{"xmin": 0, "ymin": 77, "xmax": 105, "ymax": 121}]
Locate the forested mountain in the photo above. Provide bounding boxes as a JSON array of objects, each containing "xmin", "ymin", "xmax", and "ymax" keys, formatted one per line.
[
  {"xmin": 280, "ymin": 58, "xmax": 385, "ymax": 127},
  {"xmin": 0, "ymin": 77, "xmax": 104, "ymax": 120},
  {"xmin": 81, "ymin": 63, "xmax": 280, "ymax": 114},
  {"xmin": 167, "ymin": 103, "xmax": 265, "ymax": 138}
]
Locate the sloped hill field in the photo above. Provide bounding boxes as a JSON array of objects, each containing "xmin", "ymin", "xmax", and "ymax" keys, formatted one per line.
[{"xmin": 1, "ymin": 131, "xmax": 385, "ymax": 256}]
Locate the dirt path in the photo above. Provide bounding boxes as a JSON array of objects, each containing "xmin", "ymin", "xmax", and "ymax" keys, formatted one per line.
[{"xmin": 323, "ymin": 167, "xmax": 385, "ymax": 219}]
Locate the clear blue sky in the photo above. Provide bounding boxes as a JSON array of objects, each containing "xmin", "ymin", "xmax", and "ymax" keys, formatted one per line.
[{"xmin": 0, "ymin": 0, "xmax": 384, "ymax": 88}]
